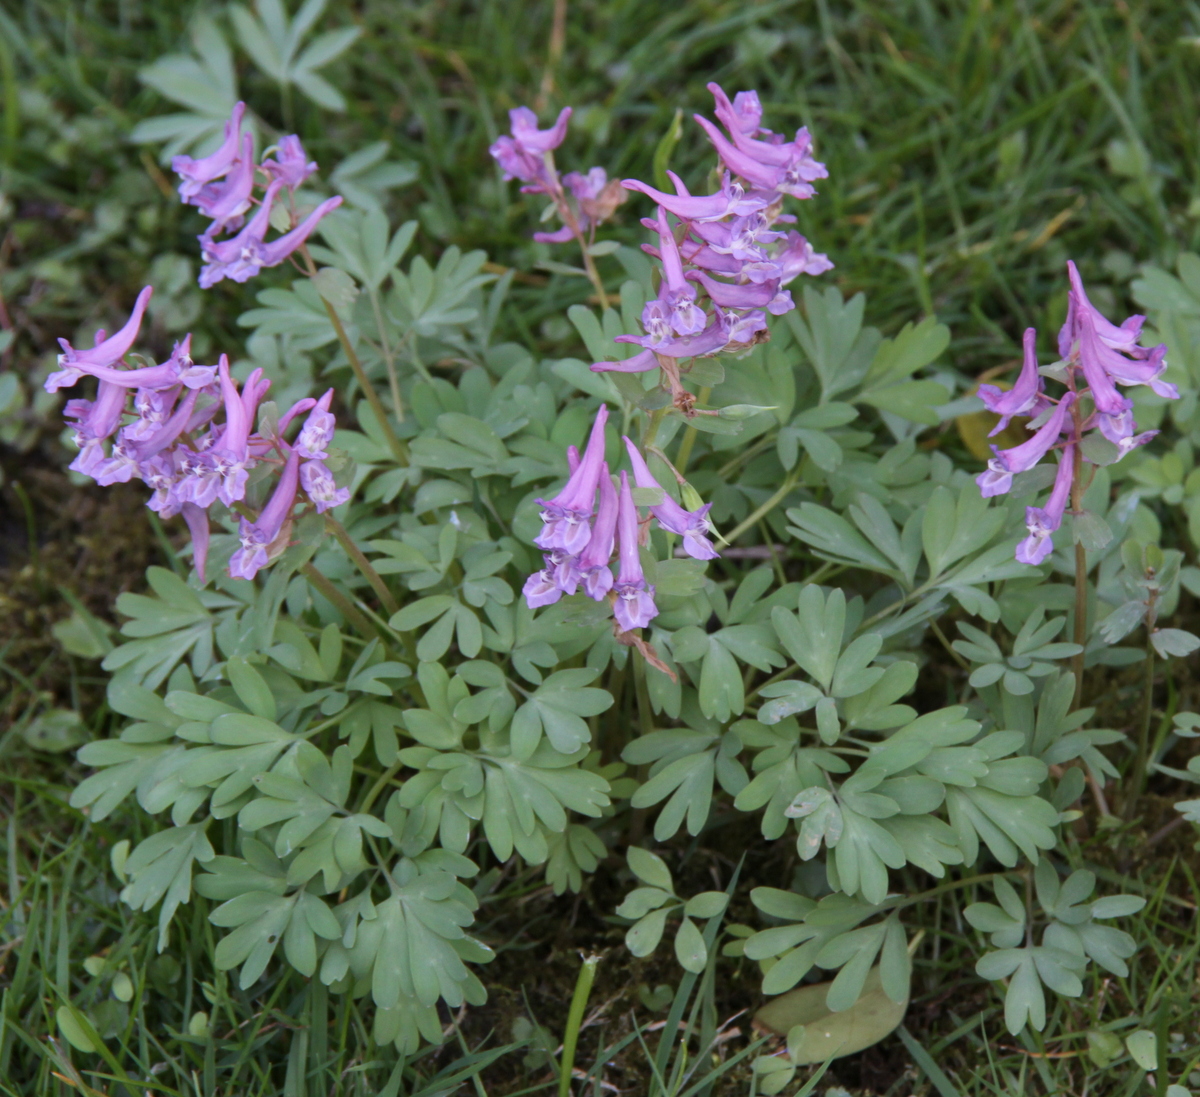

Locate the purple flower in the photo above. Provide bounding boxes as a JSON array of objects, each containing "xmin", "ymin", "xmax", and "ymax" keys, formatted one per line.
[
  {"xmin": 590, "ymin": 347, "xmax": 659, "ymax": 374},
  {"xmin": 261, "ymin": 135, "xmax": 317, "ymax": 190},
  {"xmin": 510, "ymin": 106, "xmax": 572, "ymax": 153},
  {"xmin": 125, "ymin": 386, "xmax": 201, "ymax": 463},
  {"xmin": 623, "ymin": 437, "xmax": 719, "ymax": 560},
  {"xmin": 622, "ymin": 171, "xmax": 768, "ymax": 223},
  {"xmin": 978, "ymin": 328, "xmax": 1047, "ymax": 436},
  {"xmin": 692, "ymin": 114, "xmax": 827, "ymax": 200},
  {"xmin": 1060, "ymin": 261, "xmax": 1175, "ymax": 399},
  {"xmin": 66, "ymin": 380, "xmax": 128, "ymax": 477},
  {"xmin": 48, "ymin": 286, "xmax": 153, "ymax": 391},
  {"xmin": 198, "ymin": 182, "xmax": 343, "ymax": 288},
  {"xmin": 774, "ymin": 232, "xmax": 834, "ymax": 283},
  {"xmin": 576, "ymin": 464, "xmax": 618, "ymax": 600},
  {"xmin": 615, "ymin": 313, "xmax": 731, "ymax": 358},
  {"xmin": 532, "ymin": 224, "xmax": 576, "ymax": 245},
  {"xmin": 613, "ymin": 471, "xmax": 657, "ymax": 632},
  {"xmin": 1095, "ymin": 408, "xmax": 1158, "ymax": 457},
  {"xmin": 686, "ymin": 270, "xmax": 794, "ymax": 315},
  {"xmin": 172, "ymin": 103, "xmax": 248, "ymax": 201},
  {"xmin": 690, "ymin": 212, "xmax": 784, "ymax": 262},
  {"xmin": 976, "ymin": 393, "xmax": 1075, "ymax": 498},
  {"xmin": 199, "ymin": 357, "xmax": 267, "ymax": 506},
  {"xmin": 300, "ymin": 459, "xmax": 350, "ymax": 512},
  {"xmin": 122, "ymin": 384, "xmax": 180, "ymax": 445},
  {"xmin": 631, "ymin": 207, "xmax": 707, "ymax": 345},
  {"xmin": 295, "ymin": 388, "xmax": 336, "ymax": 459},
  {"xmin": 229, "ymin": 447, "xmax": 300, "ymax": 581},
  {"xmin": 489, "ymin": 106, "xmax": 572, "ymax": 184},
  {"xmin": 190, "ymin": 133, "xmax": 256, "ymax": 230},
  {"xmin": 91, "ymin": 441, "xmax": 141, "ymax": 486},
  {"xmin": 1059, "ymin": 261, "xmax": 1145, "ymax": 359},
  {"xmin": 707, "ymin": 83, "xmax": 764, "ymax": 137},
  {"xmin": 522, "ymin": 549, "xmax": 579, "ymax": 609},
  {"xmin": 534, "ymin": 404, "xmax": 608, "ymax": 555},
  {"xmin": 1016, "ymin": 444, "xmax": 1075, "ymax": 566},
  {"xmin": 142, "ymin": 452, "xmax": 183, "ymax": 516},
  {"xmin": 725, "ymin": 308, "xmax": 769, "ymax": 345},
  {"xmin": 182, "ymin": 502, "xmax": 211, "ymax": 583}
]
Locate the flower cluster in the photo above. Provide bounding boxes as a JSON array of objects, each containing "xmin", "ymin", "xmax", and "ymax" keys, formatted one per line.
[
  {"xmin": 523, "ymin": 405, "xmax": 718, "ymax": 632},
  {"xmin": 489, "ymin": 106, "xmax": 626, "ymax": 246},
  {"xmin": 591, "ymin": 83, "xmax": 832, "ymax": 384},
  {"xmin": 977, "ymin": 261, "xmax": 1176, "ymax": 564},
  {"xmin": 50, "ymin": 288, "xmax": 348, "ymax": 582},
  {"xmin": 171, "ymin": 102, "xmax": 343, "ymax": 288}
]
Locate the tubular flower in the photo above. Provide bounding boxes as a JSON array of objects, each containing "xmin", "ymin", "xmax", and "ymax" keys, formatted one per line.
[
  {"xmin": 522, "ymin": 549, "xmax": 581, "ymax": 609},
  {"xmin": 622, "ymin": 171, "xmax": 767, "ymax": 223},
  {"xmin": 261, "ymin": 135, "xmax": 318, "ymax": 190},
  {"xmin": 1016, "ymin": 445, "xmax": 1075, "ymax": 566},
  {"xmin": 300, "ymin": 459, "xmax": 350, "ymax": 513},
  {"xmin": 229, "ymin": 447, "xmax": 301, "ymax": 581},
  {"xmin": 534, "ymin": 404, "xmax": 608, "ymax": 555},
  {"xmin": 181, "ymin": 357, "xmax": 266, "ymax": 507},
  {"xmin": 172, "ymin": 102, "xmax": 248, "ymax": 201},
  {"xmin": 613, "ymin": 472, "xmax": 658, "ymax": 632},
  {"xmin": 707, "ymin": 83, "xmax": 764, "ymax": 137},
  {"xmin": 190, "ymin": 133, "xmax": 256, "ymax": 231},
  {"xmin": 177, "ymin": 103, "xmax": 342, "ymax": 290},
  {"xmin": 976, "ymin": 393, "xmax": 1075, "ymax": 499},
  {"xmin": 622, "ymin": 437, "xmax": 719, "ymax": 560},
  {"xmin": 53, "ymin": 298, "xmax": 348, "ymax": 585},
  {"xmin": 66, "ymin": 381, "xmax": 128, "ymax": 478},
  {"xmin": 198, "ymin": 182, "xmax": 344, "ymax": 288},
  {"xmin": 48, "ymin": 286, "xmax": 154, "ymax": 391},
  {"xmin": 591, "ymin": 90, "xmax": 830, "ymax": 384},
  {"xmin": 295, "ymin": 389, "xmax": 337, "ymax": 459},
  {"xmin": 977, "ymin": 328, "xmax": 1048, "ymax": 436},
  {"xmin": 576, "ymin": 465, "xmax": 618, "ymax": 600},
  {"xmin": 489, "ymin": 106, "xmax": 571, "ymax": 185}
]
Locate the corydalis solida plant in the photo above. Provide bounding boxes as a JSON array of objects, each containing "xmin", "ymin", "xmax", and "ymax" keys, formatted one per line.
[{"xmin": 53, "ymin": 60, "xmax": 1176, "ymax": 1071}]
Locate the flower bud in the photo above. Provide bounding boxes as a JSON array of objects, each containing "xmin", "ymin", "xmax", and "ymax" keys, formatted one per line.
[{"xmin": 717, "ymin": 403, "xmax": 777, "ymax": 420}]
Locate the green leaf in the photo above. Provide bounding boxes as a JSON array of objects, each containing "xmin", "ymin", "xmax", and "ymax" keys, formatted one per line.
[
  {"xmin": 771, "ymin": 585, "xmax": 846, "ymax": 692},
  {"xmin": 626, "ymin": 907, "xmax": 669, "ymax": 957},
  {"xmin": 786, "ymin": 504, "xmax": 896, "ymax": 575},
  {"xmin": 674, "ymin": 916, "xmax": 707, "ymax": 973},
  {"xmin": 866, "ymin": 316, "xmax": 951, "ymax": 384},
  {"xmin": 510, "ymin": 669, "xmax": 611, "ymax": 760},
  {"xmin": 685, "ymin": 891, "xmax": 730, "ymax": 919},
  {"xmin": 753, "ymin": 964, "xmax": 908, "ymax": 1063},
  {"xmin": 858, "ymin": 379, "xmax": 950, "ymax": 424},
  {"xmin": 627, "ymin": 846, "xmax": 673, "ymax": 892},
  {"xmin": 56, "ymin": 1005, "xmax": 98, "ymax": 1053},
  {"xmin": 1151, "ymin": 628, "xmax": 1200, "ymax": 658},
  {"xmin": 651, "ymin": 107, "xmax": 684, "ymax": 190},
  {"xmin": 1125, "ymin": 1029, "xmax": 1157, "ymax": 1071}
]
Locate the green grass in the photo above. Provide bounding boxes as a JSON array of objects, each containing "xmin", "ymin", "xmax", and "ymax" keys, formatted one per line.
[{"xmin": 3, "ymin": 1, "xmax": 1200, "ymax": 1094}]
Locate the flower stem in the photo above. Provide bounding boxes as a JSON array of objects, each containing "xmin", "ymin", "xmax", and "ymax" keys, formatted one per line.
[
  {"xmin": 1124, "ymin": 638, "xmax": 1156, "ymax": 820},
  {"xmin": 722, "ymin": 474, "xmax": 798, "ymax": 545},
  {"xmin": 299, "ymin": 245, "xmax": 409, "ymax": 466},
  {"xmin": 559, "ymin": 953, "xmax": 601, "ymax": 1097},
  {"xmin": 324, "ymin": 515, "xmax": 399, "ymax": 617},
  {"xmin": 673, "ymin": 385, "xmax": 710, "ymax": 477},
  {"xmin": 1125, "ymin": 585, "xmax": 1160, "ymax": 820},
  {"xmin": 368, "ymin": 286, "xmax": 404, "ymax": 423},
  {"xmin": 1070, "ymin": 438, "xmax": 1087, "ymax": 707},
  {"xmin": 300, "ymin": 561, "xmax": 379, "ymax": 640},
  {"xmin": 642, "ymin": 405, "xmax": 668, "ymax": 450}
]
